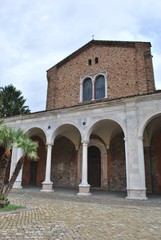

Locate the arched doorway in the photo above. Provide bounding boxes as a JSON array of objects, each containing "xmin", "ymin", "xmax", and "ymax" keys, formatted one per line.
[
  {"xmin": 51, "ymin": 136, "xmax": 78, "ymax": 188},
  {"xmin": 88, "ymin": 146, "xmax": 101, "ymax": 187},
  {"xmin": 143, "ymin": 114, "xmax": 161, "ymax": 193},
  {"xmin": 51, "ymin": 123, "xmax": 81, "ymax": 188},
  {"xmin": 29, "ymin": 160, "xmax": 38, "ymax": 185},
  {"xmin": 22, "ymin": 136, "xmax": 46, "ymax": 186}
]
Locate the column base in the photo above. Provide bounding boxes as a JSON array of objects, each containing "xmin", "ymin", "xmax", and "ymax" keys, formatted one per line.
[
  {"xmin": 41, "ymin": 181, "xmax": 54, "ymax": 192},
  {"xmin": 77, "ymin": 184, "xmax": 91, "ymax": 196},
  {"xmin": 126, "ymin": 188, "xmax": 148, "ymax": 200},
  {"xmin": 13, "ymin": 181, "xmax": 22, "ymax": 189}
]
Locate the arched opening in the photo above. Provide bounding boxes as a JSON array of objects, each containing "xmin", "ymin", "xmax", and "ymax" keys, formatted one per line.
[
  {"xmin": 88, "ymin": 146, "xmax": 101, "ymax": 187},
  {"xmin": 51, "ymin": 136, "xmax": 78, "ymax": 188},
  {"xmin": 22, "ymin": 136, "xmax": 46, "ymax": 186},
  {"xmin": 29, "ymin": 160, "xmax": 38, "ymax": 185},
  {"xmin": 83, "ymin": 77, "xmax": 92, "ymax": 101},
  {"xmin": 52, "ymin": 123, "xmax": 81, "ymax": 188},
  {"xmin": 109, "ymin": 133, "xmax": 126, "ymax": 191},
  {"xmin": 95, "ymin": 75, "xmax": 105, "ymax": 99},
  {"xmin": 143, "ymin": 114, "xmax": 161, "ymax": 193},
  {"xmin": 87, "ymin": 119, "xmax": 126, "ymax": 192}
]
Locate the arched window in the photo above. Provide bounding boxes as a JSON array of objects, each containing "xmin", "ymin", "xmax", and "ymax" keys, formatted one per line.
[
  {"xmin": 95, "ymin": 75, "xmax": 105, "ymax": 99},
  {"xmin": 83, "ymin": 78, "xmax": 92, "ymax": 101}
]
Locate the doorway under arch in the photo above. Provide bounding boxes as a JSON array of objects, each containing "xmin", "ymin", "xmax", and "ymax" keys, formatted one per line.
[
  {"xmin": 88, "ymin": 146, "xmax": 101, "ymax": 188},
  {"xmin": 22, "ymin": 136, "xmax": 46, "ymax": 186},
  {"xmin": 29, "ymin": 160, "xmax": 38, "ymax": 185},
  {"xmin": 143, "ymin": 114, "xmax": 161, "ymax": 194}
]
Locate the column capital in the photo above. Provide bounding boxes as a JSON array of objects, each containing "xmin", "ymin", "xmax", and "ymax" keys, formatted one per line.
[
  {"xmin": 81, "ymin": 140, "xmax": 89, "ymax": 144},
  {"xmin": 46, "ymin": 142, "xmax": 53, "ymax": 146}
]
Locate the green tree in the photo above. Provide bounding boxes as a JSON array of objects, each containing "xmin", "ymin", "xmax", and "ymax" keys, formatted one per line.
[
  {"xmin": 0, "ymin": 84, "xmax": 30, "ymax": 117},
  {"xmin": 0, "ymin": 125, "xmax": 20, "ymax": 194},
  {"xmin": 4, "ymin": 136, "xmax": 38, "ymax": 197},
  {"xmin": 0, "ymin": 121, "xmax": 38, "ymax": 206}
]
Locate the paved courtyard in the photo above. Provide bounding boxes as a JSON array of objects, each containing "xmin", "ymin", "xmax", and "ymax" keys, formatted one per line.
[{"xmin": 1, "ymin": 189, "xmax": 161, "ymax": 239}]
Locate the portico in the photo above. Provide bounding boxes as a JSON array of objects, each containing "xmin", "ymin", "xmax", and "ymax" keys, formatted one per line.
[{"xmin": 4, "ymin": 92, "xmax": 161, "ymax": 200}]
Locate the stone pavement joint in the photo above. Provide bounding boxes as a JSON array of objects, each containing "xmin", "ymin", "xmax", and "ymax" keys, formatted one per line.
[{"xmin": 0, "ymin": 189, "xmax": 161, "ymax": 239}]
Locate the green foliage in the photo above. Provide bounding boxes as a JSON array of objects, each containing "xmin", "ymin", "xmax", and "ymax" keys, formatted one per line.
[
  {"xmin": 0, "ymin": 124, "xmax": 39, "ymax": 198},
  {"xmin": 16, "ymin": 131, "xmax": 39, "ymax": 160},
  {"xmin": 0, "ymin": 125, "xmax": 19, "ymax": 150},
  {"xmin": 0, "ymin": 84, "xmax": 30, "ymax": 117},
  {"xmin": 0, "ymin": 203, "xmax": 23, "ymax": 212},
  {"xmin": 0, "ymin": 194, "xmax": 10, "ymax": 208},
  {"xmin": 0, "ymin": 125, "xmax": 38, "ymax": 159}
]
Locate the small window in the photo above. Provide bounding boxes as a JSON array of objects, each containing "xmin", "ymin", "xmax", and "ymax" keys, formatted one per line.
[
  {"xmin": 88, "ymin": 59, "xmax": 92, "ymax": 65},
  {"xmin": 83, "ymin": 78, "xmax": 92, "ymax": 101},
  {"xmin": 95, "ymin": 57, "xmax": 98, "ymax": 64},
  {"xmin": 95, "ymin": 75, "xmax": 105, "ymax": 99}
]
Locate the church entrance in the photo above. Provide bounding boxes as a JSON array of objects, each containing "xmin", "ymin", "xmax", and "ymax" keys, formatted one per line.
[
  {"xmin": 29, "ymin": 161, "xmax": 37, "ymax": 185},
  {"xmin": 88, "ymin": 146, "xmax": 101, "ymax": 187}
]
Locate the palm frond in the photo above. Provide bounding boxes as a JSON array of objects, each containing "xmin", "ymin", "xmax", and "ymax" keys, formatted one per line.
[
  {"xmin": 17, "ymin": 135, "xmax": 39, "ymax": 161},
  {"xmin": 0, "ymin": 125, "xmax": 39, "ymax": 161}
]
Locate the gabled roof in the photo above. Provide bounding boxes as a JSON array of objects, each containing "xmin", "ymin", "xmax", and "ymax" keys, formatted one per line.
[{"xmin": 47, "ymin": 39, "xmax": 151, "ymax": 71}]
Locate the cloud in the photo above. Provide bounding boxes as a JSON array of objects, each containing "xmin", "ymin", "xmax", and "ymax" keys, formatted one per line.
[{"xmin": 0, "ymin": 0, "xmax": 161, "ymax": 112}]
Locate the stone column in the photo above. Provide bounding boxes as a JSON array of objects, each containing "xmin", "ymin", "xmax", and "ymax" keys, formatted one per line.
[
  {"xmin": 137, "ymin": 136, "xmax": 147, "ymax": 198},
  {"xmin": 41, "ymin": 143, "xmax": 53, "ymax": 192},
  {"xmin": 125, "ymin": 101, "xmax": 147, "ymax": 200},
  {"xmin": 124, "ymin": 137, "xmax": 129, "ymax": 191},
  {"xmin": 126, "ymin": 135, "xmax": 147, "ymax": 200},
  {"xmin": 9, "ymin": 146, "xmax": 17, "ymax": 179},
  {"xmin": 77, "ymin": 141, "xmax": 91, "ymax": 195},
  {"xmin": 13, "ymin": 148, "xmax": 24, "ymax": 188}
]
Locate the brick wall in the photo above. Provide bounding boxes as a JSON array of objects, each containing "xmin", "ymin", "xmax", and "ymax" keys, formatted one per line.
[
  {"xmin": 51, "ymin": 137, "xmax": 78, "ymax": 188},
  {"xmin": 46, "ymin": 41, "xmax": 155, "ymax": 110},
  {"xmin": 109, "ymin": 133, "xmax": 126, "ymax": 191},
  {"xmin": 51, "ymin": 134, "xmax": 126, "ymax": 191}
]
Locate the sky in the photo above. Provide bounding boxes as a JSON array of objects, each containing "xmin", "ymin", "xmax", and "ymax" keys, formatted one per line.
[{"xmin": 0, "ymin": 0, "xmax": 161, "ymax": 112}]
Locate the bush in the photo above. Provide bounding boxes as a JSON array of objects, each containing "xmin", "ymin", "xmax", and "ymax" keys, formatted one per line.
[{"xmin": 0, "ymin": 194, "xmax": 10, "ymax": 208}]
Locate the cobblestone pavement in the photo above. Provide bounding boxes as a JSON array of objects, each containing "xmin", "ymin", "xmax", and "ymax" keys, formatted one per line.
[{"xmin": 1, "ymin": 189, "xmax": 161, "ymax": 239}]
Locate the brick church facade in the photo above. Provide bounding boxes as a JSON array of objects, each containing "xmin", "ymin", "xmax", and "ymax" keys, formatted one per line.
[{"xmin": 3, "ymin": 40, "xmax": 161, "ymax": 199}]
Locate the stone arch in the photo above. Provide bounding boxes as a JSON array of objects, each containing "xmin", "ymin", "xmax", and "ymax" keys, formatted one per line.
[
  {"xmin": 22, "ymin": 127, "xmax": 47, "ymax": 186},
  {"xmin": 51, "ymin": 123, "xmax": 81, "ymax": 150},
  {"xmin": 49, "ymin": 123, "xmax": 81, "ymax": 188},
  {"xmin": 85, "ymin": 118, "xmax": 126, "ymax": 191},
  {"xmin": 86, "ymin": 118, "xmax": 126, "ymax": 148},
  {"xmin": 141, "ymin": 112, "xmax": 161, "ymax": 194},
  {"xmin": 51, "ymin": 136, "xmax": 78, "ymax": 188},
  {"xmin": 138, "ymin": 111, "xmax": 161, "ymax": 139},
  {"xmin": 26, "ymin": 127, "xmax": 47, "ymax": 144}
]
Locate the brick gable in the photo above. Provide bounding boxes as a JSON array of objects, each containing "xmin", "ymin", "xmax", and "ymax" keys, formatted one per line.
[{"xmin": 46, "ymin": 40, "xmax": 155, "ymax": 110}]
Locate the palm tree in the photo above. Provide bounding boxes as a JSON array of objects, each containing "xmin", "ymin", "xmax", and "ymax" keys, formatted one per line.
[
  {"xmin": 0, "ymin": 125, "xmax": 21, "ymax": 194},
  {"xmin": 0, "ymin": 84, "xmax": 30, "ymax": 117},
  {"xmin": 0, "ymin": 122, "xmax": 38, "ymax": 201},
  {"xmin": 4, "ymin": 136, "xmax": 38, "ymax": 197}
]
